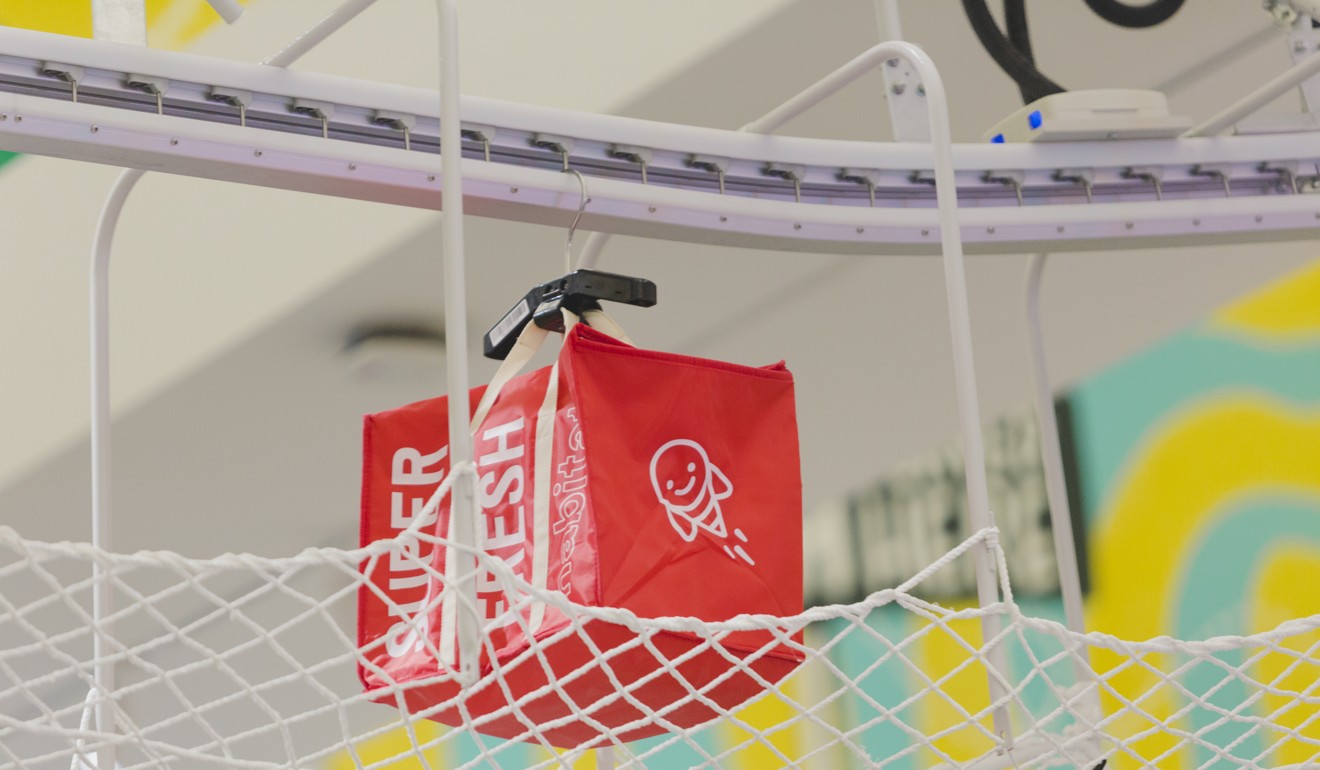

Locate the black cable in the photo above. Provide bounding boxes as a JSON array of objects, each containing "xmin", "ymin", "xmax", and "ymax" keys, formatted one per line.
[
  {"xmin": 1082, "ymin": 0, "xmax": 1184, "ymax": 28},
  {"xmin": 1004, "ymin": 0, "xmax": 1037, "ymax": 103},
  {"xmin": 1005, "ymin": 0, "xmax": 1035, "ymax": 64},
  {"xmin": 962, "ymin": 0, "xmax": 1065, "ymax": 104}
]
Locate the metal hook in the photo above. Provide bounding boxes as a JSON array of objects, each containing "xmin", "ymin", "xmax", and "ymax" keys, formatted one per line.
[
  {"xmin": 564, "ymin": 167, "xmax": 590, "ymax": 273},
  {"xmin": 1191, "ymin": 164, "xmax": 1232, "ymax": 198},
  {"xmin": 1123, "ymin": 166, "xmax": 1164, "ymax": 200},
  {"xmin": 1053, "ymin": 168, "xmax": 1095, "ymax": 204},
  {"xmin": 983, "ymin": 170, "xmax": 1024, "ymax": 206},
  {"xmin": 840, "ymin": 168, "xmax": 882, "ymax": 208},
  {"xmin": 127, "ymin": 74, "xmax": 168, "ymax": 116},
  {"xmin": 293, "ymin": 99, "xmax": 334, "ymax": 139},
  {"xmin": 689, "ymin": 154, "xmax": 730, "ymax": 195},
  {"xmin": 42, "ymin": 63, "xmax": 84, "ymax": 104}
]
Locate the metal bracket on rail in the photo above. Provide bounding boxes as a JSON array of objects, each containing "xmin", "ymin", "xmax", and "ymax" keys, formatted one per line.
[
  {"xmin": 1288, "ymin": 12, "xmax": 1320, "ymax": 116},
  {"xmin": 461, "ymin": 123, "xmax": 495, "ymax": 161},
  {"xmin": 532, "ymin": 133, "xmax": 575, "ymax": 170},
  {"xmin": 881, "ymin": 54, "xmax": 932, "ymax": 141},
  {"xmin": 1191, "ymin": 163, "xmax": 1233, "ymax": 197},
  {"xmin": 292, "ymin": 98, "xmax": 335, "ymax": 138},
  {"xmin": 374, "ymin": 110, "xmax": 417, "ymax": 151},
  {"xmin": 1261, "ymin": 159, "xmax": 1302, "ymax": 193},
  {"xmin": 765, "ymin": 163, "xmax": 805, "ymax": 202},
  {"xmin": 909, "ymin": 168, "xmax": 935, "ymax": 187},
  {"xmin": 609, "ymin": 144, "xmax": 653, "ymax": 184},
  {"xmin": 1122, "ymin": 166, "xmax": 1164, "ymax": 200},
  {"xmin": 688, "ymin": 154, "xmax": 730, "ymax": 194},
  {"xmin": 840, "ymin": 168, "xmax": 884, "ymax": 207},
  {"xmin": 126, "ymin": 74, "xmax": 169, "ymax": 115},
  {"xmin": 209, "ymin": 86, "xmax": 252, "ymax": 127},
  {"xmin": 1053, "ymin": 168, "xmax": 1095, "ymax": 203},
  {"xmin": 982, "ymin": 170, "xmax": 1025, "ymax": 206},
  {"xmin": 40, "ymin": 62, "xmax": 84, "ymax": 103}
]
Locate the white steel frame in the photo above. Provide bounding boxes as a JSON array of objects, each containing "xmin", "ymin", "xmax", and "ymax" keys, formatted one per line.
[{"xmin": 5, "ymin": 3, "xmax": 1315, "ymax": 767}]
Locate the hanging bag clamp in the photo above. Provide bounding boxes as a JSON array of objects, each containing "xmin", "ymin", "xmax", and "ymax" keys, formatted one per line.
[{"xmin": 482, "ymin": 269, "xmax": 657, "ymax": 359}]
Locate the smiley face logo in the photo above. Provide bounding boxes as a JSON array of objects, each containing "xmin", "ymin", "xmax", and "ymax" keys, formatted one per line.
[{"xmin": 649, "ymin": 438, "xmax": 732, "ymax": 543}]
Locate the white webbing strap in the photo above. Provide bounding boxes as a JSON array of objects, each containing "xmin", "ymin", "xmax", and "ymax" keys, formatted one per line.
[
  {"xmin": 470, "ymin": 308, "xmax": 628, "ymax": 426},
  {"xmin": 580, "ymin": 308, "xmax": 634, "ymax": 346},
  {"xmin": 437, "ymin": 320, "xmax": 548, "ymax": 669},
  {"xmin": 528, "ymin": 359, "xmax": 558, "ymax": 635},
  {"xmin": 469, "ymin": 319, "xmax": 551, "ymax": 431},
  {"xmin": 441, "ymin": 309, "xmax": 627, "ymax": 657}
]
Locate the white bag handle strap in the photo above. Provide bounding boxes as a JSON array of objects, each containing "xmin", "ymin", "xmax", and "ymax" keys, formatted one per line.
[
  {"xmin": 469, "ymin": 317, "xmax": 548, "ymax": 431},
  {"xmin": 528, "ymin": 356, "xmax": 558, "ymax": 631},
  {"xmin": 580, "ymin": 308, "xmax": 634, "ymax": 346},
  {"xmin": 463, "ymin": 307, "xmax": 626, "ymax": 633},
  {"xmin": 468, "ymin": 308, "xmax": 629, "ymax": 430}
]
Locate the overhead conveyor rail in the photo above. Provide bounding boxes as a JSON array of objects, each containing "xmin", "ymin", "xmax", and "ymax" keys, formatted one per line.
[{"xmin": 4, "ymin": 24, "xmax": 1320, "ymax": 255}]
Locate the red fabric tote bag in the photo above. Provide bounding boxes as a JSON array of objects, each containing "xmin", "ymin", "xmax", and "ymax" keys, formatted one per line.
[{"xmin": 358, "ymin": 313, "xmax": 803, "ymax": 746}]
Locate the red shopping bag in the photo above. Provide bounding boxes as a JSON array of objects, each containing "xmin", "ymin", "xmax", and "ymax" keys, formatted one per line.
[{"xmin": 358, "ymin": 314, "xmax": 803, "ymax": 746}]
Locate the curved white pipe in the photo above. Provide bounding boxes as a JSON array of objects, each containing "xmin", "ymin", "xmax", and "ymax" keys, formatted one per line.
[
  {"xmin": 434, "ymin": 0, "xmax": 481, "ymax": 686},
  {"xmin": 1024, "ymin": 257, "xmax": 1089, "ymax": 642},
  {"xmin": 582, "ymin": 44, "xmax": 1013, "ymax": 744},
  {"xmin": 83, "ymin": 4, "xmax": 379, "ymax": 764},
  {"xmin": 905, "ymin": 40, "xmax": 1013, "ymax": 745},
  {"xmin": 585, "ymin": 39, "xmax": 1014, "ymax": 743},
  {"xmin": 204, "ymin": 0, "xmax": 245, "ymax": 25},
  {"xmin": 89, "ymin": 166, "xmax": 145, "ymax": 770},
  {"xmin": 1024, "ymin": 253, "xmax": 1106, "ymax": 731},
  {"xmin": 263, "ymin": 0, "xmax": 379, "ymax": 68},
  {"xmin": 1184, "ymin": 45, "xmax": 1320, "ymax": 136}
]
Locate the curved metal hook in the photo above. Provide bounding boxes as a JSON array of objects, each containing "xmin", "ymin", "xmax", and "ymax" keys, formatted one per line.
[{"xmin": 564, "ymin": 167, "xmax": 590, "ymax": 273}]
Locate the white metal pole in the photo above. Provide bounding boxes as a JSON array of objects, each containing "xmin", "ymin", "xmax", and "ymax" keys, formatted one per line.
[
  {"xmin": 907, "ymin": 42, "xmax": 1014, "ymax": 746},
  {"xmin": 1024, "ymin": 254, "xmax": 1105, "ymax": 729},
  {"xmin": 707, "ymin": 39, "xmax": 1021, "ymax": 744},
  {"xmin": 435, "ymin": 0, "xmax": 481, "ymax": 686},
  {"xmin": 587, "ymin": 45, "xmax": 1013, "ymax": 741},
  {"xmin": 1023, "ymin": 255, "xmax": 1088, "ymax": 646},
  {"xmin": 578, "ymin": 11, "xmax": 904, "ymax": 273},
  {"xmin": 89, "ymin": 166, "xmax": 145, "ymax": 770},
  {"xmin": 874, "ymin": 0, "xmax": 903, "ymax": 42},
  {"xmin": 202, "ymin": 0, "xmax": 245, "ymax": 26},
  {"xmin": 1184, "ymin": 46, "xmax": 1320, "ymax": 136},
  {"xmin": 83, "ymin": 5, "xmax": 383, "ymax": 765},
  {"xmin": 262, "ymin": 0, "xmax": 379, "ymax": 68},
  {"xmin": 731, "ymin": 39, "xmax": 1016, "ymax": 740},
  {"xmin": 740, "ymin": 45, "xmax": 903, "ymax": 134}
]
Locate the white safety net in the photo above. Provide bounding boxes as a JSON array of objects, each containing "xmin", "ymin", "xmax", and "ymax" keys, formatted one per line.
[{"xmin": 2, "ymin": 512, "xmax": 1318, "ymax": 770}]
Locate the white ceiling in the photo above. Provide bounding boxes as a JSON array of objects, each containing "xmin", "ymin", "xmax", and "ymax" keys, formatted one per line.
[{"xmin": 1, "ymin": 0, "xmax": 1317, "ymax": 557}]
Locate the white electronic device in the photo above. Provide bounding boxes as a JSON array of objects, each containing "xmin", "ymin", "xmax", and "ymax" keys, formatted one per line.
[{"xmin": 984, "ymin": 89, "xmax": 1193, "ymax": 143}]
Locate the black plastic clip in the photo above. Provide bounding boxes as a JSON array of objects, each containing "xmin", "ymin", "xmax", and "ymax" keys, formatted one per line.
[{"xmin": 482, "ymin": 269, "xmax": 657, "ymax": 360}]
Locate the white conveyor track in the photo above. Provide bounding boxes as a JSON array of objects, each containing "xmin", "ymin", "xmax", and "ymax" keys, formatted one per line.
[{"xmin": 4, "ymin": 25, "xmax": 1320, "ymax": 255}]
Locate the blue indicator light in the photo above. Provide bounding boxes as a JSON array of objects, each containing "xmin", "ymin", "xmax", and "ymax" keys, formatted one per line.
[
  {"xmin": 1028, "ymin": 110, "xmax": 1043, "ymax": 129},
  {"xmin": 991, "ymin": 133, "xmax": 1005, "ymax": 144}
]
